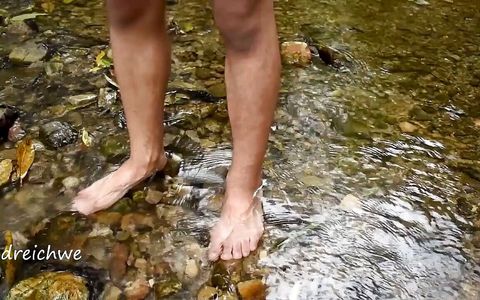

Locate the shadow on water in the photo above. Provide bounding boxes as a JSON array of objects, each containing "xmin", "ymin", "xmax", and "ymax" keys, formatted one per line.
[{"xmin": 0, "ymin": 0, "xmax": 479, "ymax": 299}]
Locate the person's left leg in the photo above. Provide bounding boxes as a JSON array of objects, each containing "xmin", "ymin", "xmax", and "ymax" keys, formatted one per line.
[{"xmin": 208, "ymin": 0, "xmax": 281, "ymax": 260}]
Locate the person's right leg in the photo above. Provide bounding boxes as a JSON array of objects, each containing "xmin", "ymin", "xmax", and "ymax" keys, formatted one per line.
[{"xmin": 72, "ymin": 0, "xmax": 170, "ymax": 215}]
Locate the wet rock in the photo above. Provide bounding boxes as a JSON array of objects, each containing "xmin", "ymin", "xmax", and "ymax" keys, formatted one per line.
[
  {"xmin": 40, "ymin": 121, "xmax": 78, "ymax": 148},
  {"xmin": 8, "ymin": 120, "xmax": 25, "ymax": 142},
  {"xmin": 6, "ymin": 20, "xmax": 35, "ymax": 35},
  {"xmin": 205, "ymin": 119, "xmax": 223, "ymax": 133},
  {"xmin": 134, "ymin": 258, "xmax": 149, "ymax": 274},
  {"xmin": 281, "ymin": 42, "xmax": 312, "ymax": 66},
  {"xmin": 153, "ymin": 276, "xmax": 182, "ymax": 298},
  {"xmin": 6, "ymin": 272, "xmax": 89, "ymax": 300},
  {"xmin": 0, "ymin": 159, "xmax": 13, "ymax": 186},
  {"xmin": 398, "ymin": 121, "xmax": 418, "ymax": 133},
  {"xmin": 100, "ymin": 135, "xmax": 128, "ymax": 163},
  {"xmin": 67, "ymin": 93, "xmax": 97, "ymax": 106},
  {"xmin": 45, "ymin": 61, "xmax": 64, "ymax": 76},
  {"xmin": 88, "ymin": 223, "xmax": 114, "ymax": 238},
  {"xmin": 409, "ymin": 106, "xmax": 432, "ymax": 121},
  {"xmin": 124, "ymin": 279, "xmax": 150, "ymax": 300},
  {"xmin": 316, "ymin": 46, "xmax": 336, "ymax": 66},
  {"xmin": 98, "ymin": 87, "xmax": 118, "ymax": 109},
  {"xmin": 208, "ymin": 82, "xmax": 227, "ymax": 98},
  {"xmin": 100, "ymin": 283, "xmax": 122, "ymax": 300},
  {"xmin": 109, "ymin": 242, "xmax": 129, "ymax": 284},
  {"xmin": 145, "ymin": 188, "xmax": 163, "ymax": 205},
  {"xmin": 237, "ymin": 279, "xmax": 266, "ymax": 300},
  {"xmin": 0, "ymin": 105, "xmax": 19, "ymax": 141},
  {"xmin": 94, "ymin": 211, "xmax": 123, "ymax": 227},
  {"xmin": 197, "ymin": 286, "xmax": 219, "ymax": 300},
  {"xmin": 8, "ymin": 40, "xmax": 47, "ymax": 64},
  {"xmin": 211, "ymin": 261, "xmax": 240, "ymax": 292},
  {"xmin": 62, "ymin": 176, "xmax": 80, "ymax": 189},
  {"xmin": 184, "ymin": 258, "xmax": 199, "ymax": 279},
  {"xmin": 120, "ymin": 213, "xmax": 155, "ymax": 233},
  {"xmin": 195, "ymin": 67, "xmax": 212, "ymax": 80}
]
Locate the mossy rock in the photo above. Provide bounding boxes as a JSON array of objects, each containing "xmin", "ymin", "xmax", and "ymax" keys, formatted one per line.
[{"xmin": 6, "ymin": 272, "xmax": 89, "ymax": 300}]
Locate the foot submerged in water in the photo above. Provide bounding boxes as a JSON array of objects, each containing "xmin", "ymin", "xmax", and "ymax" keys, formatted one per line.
[
  {"xmin": 71, "ymin": 155, "xmax": 167, "ymax": 215},
  {"xmin": 208, "ymin": 186, "xmax": 264, "ymax": 261}
]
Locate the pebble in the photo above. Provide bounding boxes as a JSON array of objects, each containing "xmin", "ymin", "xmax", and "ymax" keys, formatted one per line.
[
  {"xmin": 124, "ymin": 279, "xmax": 151, "ymax": 300},
  {"xmin": 109, "ymin": 243, "xmax": 129, "ymax": 284},
  {"xmin": 237, "ymin": 279, "xmax": 266, "ymax": 300},
  {"xmin": 197, "ymin": 286, "xmax": 218, "ymax": 300},
  {"xmin": 145, "ymin": 188, "xmax": 163, "ymax": 205},
  {"xmin": 184, "ymin": 258, "xmax": 199, "ymax": 278},
  {"xmin": 67, "ymin": 93, "xmax": 97, "ymax": 106},
  {"xmin": 398, "ymin": 121, "xmax": 418, "ymax": 133},
  {"xmin": 62, "ymin": 176, "xmax": 80, "ymax": 189},
  {"xmin": 101, "ymin": 283, "xmax": 122, "ymax": 300}
]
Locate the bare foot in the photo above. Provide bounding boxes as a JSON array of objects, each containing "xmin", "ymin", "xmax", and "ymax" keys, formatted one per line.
[
  {"xmin": 72, "ymin": 155, "xmax": 167, "ymax": 215},
  {"xmin": 208, "ymin": 186, "xmax": 264, "ymax": 261}
]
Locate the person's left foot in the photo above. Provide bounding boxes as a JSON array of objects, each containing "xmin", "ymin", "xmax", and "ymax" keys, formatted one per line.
[
  {"xmin": 208, "ymin": 188, "xmax": 264, "ymax": 261},
  {"xmin": 72, "ymin": 155, "xmax": 167, "ymax": 215}
]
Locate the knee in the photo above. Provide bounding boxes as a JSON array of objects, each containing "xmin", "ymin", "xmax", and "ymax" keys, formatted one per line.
[
  {"xmin": 106, "ymin": 0, "xmax": 155, "ymax": 28},
  {"xmin": 214, "ymin": 0, "xmax": 261, "ymax": 52}
]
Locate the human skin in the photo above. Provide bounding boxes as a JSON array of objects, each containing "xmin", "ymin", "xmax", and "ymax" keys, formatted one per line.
[{"xmin": 72, "ymin": 0, "xmax": 281, "ymax": 261}]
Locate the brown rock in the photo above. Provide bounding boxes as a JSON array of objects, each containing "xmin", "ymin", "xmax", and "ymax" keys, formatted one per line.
[
  {"xmin": 94, "ymin": 212, "xmax": 123, "ymax": 227},
  {"xmin": 474, "ymin": 119, "xmax": 480, "ymax": 128},
  {"xmin": 237, "ymin": 279, "xmax": 266, "ymax": 300},
  {"xmin": 398, "ymin": 121, "xmax": 418, "ymax": 133},
  {"xmin": 281, "ymin": 42, "xmax": 312, "ymax": 66},
  {"xmin": 124, "ymin": 279, "xmax": 150, "ymax": 300},
  {"xmin": 109, "ymin": 243, "xmax": 129, "ymax": 284},
  {"xmin": 120, "ymin": 213, "xmax": 155, "ymax": 233}
]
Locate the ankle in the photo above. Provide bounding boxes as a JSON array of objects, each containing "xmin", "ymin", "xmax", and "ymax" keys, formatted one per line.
[
  {"xmin": 128, "ymin": 151, "xmax": 167, "ymax": 175},
  {"xmin": 225, "ymin": 172, "xmax": 262, "ymax": 199}
]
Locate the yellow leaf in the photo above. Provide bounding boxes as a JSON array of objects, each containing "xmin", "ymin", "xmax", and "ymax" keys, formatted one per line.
[
  {"xmin": 95, "ymin": 51, "xmax": 106, "ymax": 65},
  {"xmin": 4, "ymin": 230, "xmax": 15, "ymax": 287},
  {"xmin": 81, "ymin": 128, "xmax": 92, "ymax": 147},
  {"xmin": 0, "ymin": 159, "xmax": 13, "ymax": 186},
  {"xmin": 16, "ymin": 138, "xmax": 35, "ymax": 186}
]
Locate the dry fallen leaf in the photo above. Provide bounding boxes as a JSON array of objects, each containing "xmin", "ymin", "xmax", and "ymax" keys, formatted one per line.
[
  {"xmin": 81, "ymin": 128, "xmax": 93, "ymax": 147},
  {"xmin": 16, "ymin": 138, "xmax": 35, "ymax": 185},
  {"xmin": 0, "ymin": 159, "xmax": 13, "ymax": 186},
  {"xmin": 4, "ymin": 230, "xmax": 16, "ymax": 287}
]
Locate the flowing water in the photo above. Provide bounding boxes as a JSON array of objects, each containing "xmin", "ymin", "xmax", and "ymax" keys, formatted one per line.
[{"xmin": 0, "ymin": 0, "xmax": 479, "ymax": 299}]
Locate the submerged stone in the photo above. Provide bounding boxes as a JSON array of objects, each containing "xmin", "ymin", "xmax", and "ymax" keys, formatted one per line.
[
  {"xmin": 40, "ymin": 121, "xmax": 78, "ymax": 148},
  {"xmin": 8, "ymin": 40, "xmax": 47, "ymax": 64},
  {"xmin": 153, "ymin": 276, "xmax": 182, "ymax": 298},
  {"xmin": 124, "ymin": 278, "xmax": 150, "ymax": 300},
  {"xmin": 398, "ymin": 121, "xmax": 418, "ymax": 133},
  {"xmin": 208, "ymin": 82, "xmax": 227, "ymax": 98},
  {"xmin": 98, "ymin": 87, "xmax": 118, "ymax": 109},
  {"xmin": 197, "ymin": 285, "xmax": 218, "ymax": 300},
  {"xmin": 237, "ymin": 279, "xmax": 266, "ymax": 300},
  {"xmin": 6, "ymin": 272, "xmax": 89, "ymax": 300}
]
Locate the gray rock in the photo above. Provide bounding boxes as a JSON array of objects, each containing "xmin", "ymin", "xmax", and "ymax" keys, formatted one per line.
[
  {"xmin": 8, "ymin": 40, "xmax": 47, "ymax": 64},
  {"xmin": 40, "ymin": 121, "xmax": 78, "ymax": 148}
]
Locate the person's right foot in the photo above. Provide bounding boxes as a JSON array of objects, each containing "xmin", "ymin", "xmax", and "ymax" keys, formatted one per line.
[{"xmin": 71, "ymin": 154, "xmax": 167, "ymax": 215}]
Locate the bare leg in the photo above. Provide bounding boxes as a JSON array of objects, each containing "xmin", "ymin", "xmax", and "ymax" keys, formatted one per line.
[
  {"xmin": 208, "ymin": 0, "xmax": 281, "ymax": 260},
  {"xmin": 72, "ymin": 0, "xmax": 170, "ymax": 215}
]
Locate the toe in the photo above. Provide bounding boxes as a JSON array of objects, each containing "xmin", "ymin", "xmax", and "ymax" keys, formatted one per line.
[
  {"xmin": 250, "ymin": 234, "xmax": 261, "ymax": 252},
  {"xmin": 232, "ymin": 242, "xmax": 243, "ymax": 260},
  {"xmin": 221, "ymin": 241, "xmax": 233, "ymax": 260},
  {"xmin": 241, "ymin": 239, "xmax": 251, "ymax": 257}
]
